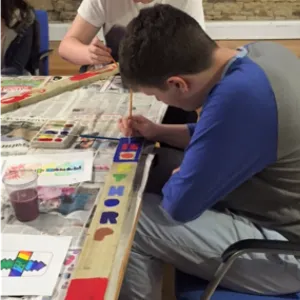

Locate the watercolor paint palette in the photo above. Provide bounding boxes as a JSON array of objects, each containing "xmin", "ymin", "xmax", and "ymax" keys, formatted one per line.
[{"xmin": 31, "ymin": 120, "xmax": 82, "ymax": 149}]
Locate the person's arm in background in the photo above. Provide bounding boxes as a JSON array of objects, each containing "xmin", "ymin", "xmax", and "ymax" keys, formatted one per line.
[
  {"xmin": 1, "ymin": 25, "xmax": 33, "ymax": 75},
  {"xmin": 58, "ymin": 0, "xmax": 112, "ymax": 66}
]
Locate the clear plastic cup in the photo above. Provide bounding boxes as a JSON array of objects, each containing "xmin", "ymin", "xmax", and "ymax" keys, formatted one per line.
[{"xmin": 2, "ymin": 170, "xmax": 39, "ymax": 222}]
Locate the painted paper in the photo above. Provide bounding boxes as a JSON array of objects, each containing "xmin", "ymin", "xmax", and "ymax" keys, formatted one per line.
[
  {"xmin": 1, "ymin": 234, "xmax": 72, "ymax": 296},
  {"xmin": 2, "ymin": 151, "xmax": 93, "ymax": 186}
]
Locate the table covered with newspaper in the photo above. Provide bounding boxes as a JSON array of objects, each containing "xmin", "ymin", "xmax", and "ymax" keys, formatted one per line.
[{"xmin": 1, "ymin": 75, "xmax": 167, "ymax": 300}]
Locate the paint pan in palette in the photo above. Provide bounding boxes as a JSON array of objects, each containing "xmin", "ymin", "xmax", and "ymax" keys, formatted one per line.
[{"xmin": 31, "ymin": 120, "xmax": 82, "ymax": 149}]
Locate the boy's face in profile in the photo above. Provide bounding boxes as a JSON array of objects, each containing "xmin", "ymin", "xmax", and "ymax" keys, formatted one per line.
[
  {"xmin": 138, "ymin": 80, "xmax": 204, "ymax": 112},
  {"xmin": 135, "ymin": 71, "xmax": 213, "ymax": 112}
]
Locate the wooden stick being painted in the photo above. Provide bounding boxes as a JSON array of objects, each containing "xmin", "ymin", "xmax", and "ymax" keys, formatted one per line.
[
  {"xmin": 65, "ymin": 137, "xmax": 144, "ymax": 300},
  {"xmin": 1, "ymin": 63, "xmax": 119, "ymax": 114}
]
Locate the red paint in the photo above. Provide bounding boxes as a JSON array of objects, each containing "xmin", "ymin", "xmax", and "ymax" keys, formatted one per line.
[
  {"xmin": 1, "ymin": 89, "xmax": 46, "ymax": 104},
  {"xmin": 65, "ymin": 124, "xmax": 73, "ymax": 128},
  {"xmin": 121, "ymin": 143, "xmax": 129, "ymax": 151},
  {"xmin": 66, "ymin": 278, "xmax": 108, "ymax": 300},
  {"xmin": 130, "ymin": 143, "xmax": 139, "ymax": 151},
  {"xmin": 121, "ymin": 143, "xmax": 138, "ymax": 151},
  {"xmin": 55, "ymin": 138, "xmax": 62, "ymax": 142},
  {"xmin": 1, "ymin": 92, "xmax": 32, "ymax": 104},
  {"xmin": 69, "ymin": 72, "xmax": 98, "ymax": 81},
  {"xmin": 69, "ymin": 64, "xmax": 116, "ymax": 82},
  {"xmin": 64, "ymin": 255, "xmax": 75, "ymax": 266},
  {"xmin": 38, "ymin": 138, "xmax": 53, "ymax": 142},
  {"xmin": 120, "ymin": 152, "xmax": 134, "ymax": 160}
]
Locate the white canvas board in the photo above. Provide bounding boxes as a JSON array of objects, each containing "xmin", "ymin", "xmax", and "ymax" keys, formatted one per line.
[{"xmin": 1, "ymin": 234, "xmax": 72, "ymax": 296}]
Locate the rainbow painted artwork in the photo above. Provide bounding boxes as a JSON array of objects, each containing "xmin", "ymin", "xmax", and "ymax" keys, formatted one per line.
[
  {"xmin": 1, "ymin": 234, "xmax": 71, "ymax": 296},
  {"xmin": 6, "ymin": 161, "xmax": 84, "ymax": 177},
  {"xmin": 1, "ymin": 251, "xmax": 48, "ymax": 277},
  {"xmin": 2, "ymin": 151, "xmax": 93, "ymax": 186}
]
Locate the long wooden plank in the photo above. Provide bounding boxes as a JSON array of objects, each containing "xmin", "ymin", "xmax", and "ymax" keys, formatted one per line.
[
  {"xmin": 1, "ymin": 63, "xmax": 119, "ymax": 114},
  {"xmin": 66, "ymin": 137, "xmax": 144, "ymax": 300},
  {"xmin": 105, "ymin": 154, "xmax": 153, "ymax": 300}
]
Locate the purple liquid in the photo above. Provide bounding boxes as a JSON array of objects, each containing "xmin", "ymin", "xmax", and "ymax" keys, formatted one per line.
[{"xmin": 9, "ymin": 188, "xmax": 39, "ymax": 222}]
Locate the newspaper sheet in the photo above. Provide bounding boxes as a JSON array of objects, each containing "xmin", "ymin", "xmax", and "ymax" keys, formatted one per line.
[{"xmin": 1, "ymin": 75, "xmax": 167, "ymax": 299}]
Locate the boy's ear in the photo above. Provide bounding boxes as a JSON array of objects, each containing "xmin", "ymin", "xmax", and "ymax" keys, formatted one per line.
[{"xmin": 166, "ymin": 76, "xmax": 188, "ymax": 92}]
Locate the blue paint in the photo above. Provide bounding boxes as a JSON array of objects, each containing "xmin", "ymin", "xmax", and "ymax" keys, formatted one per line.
[
  {"xmin": 108, "ymin": 186, "xmax": 125, "ymax": 196},
  {"xmin": 99, "ymin": 212, "xmax": 119, "ymax": 224},
  {"xmin": 113, "ymin": 137, "xmax": 143, "ymax": 163},
  {"xmin": 44, "ymin": 130, "xmax": 58, "ymax": 134},
  {"xmin": 104, "ymin": 199, "xmax": 120, "ymax": 207},
  {"xmin": 60, "ymin": 131, "xmax": 69, "ymax": 135}
]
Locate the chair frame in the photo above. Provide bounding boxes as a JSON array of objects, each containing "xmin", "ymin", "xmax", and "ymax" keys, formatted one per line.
[
  {"xmin": 35, "ymin": 10, "xmax": 53, "ymax": 76},
  {"xmin": 200, "ymin": 239, "xmax": 300, "ymax": 300},
  {"xmin": 37, "ymin": 49, "xmax": 53, "ymax": 75}
]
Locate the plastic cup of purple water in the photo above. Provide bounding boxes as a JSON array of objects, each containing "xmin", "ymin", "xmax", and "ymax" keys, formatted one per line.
[{"xmin": 2, "ymin": 170, "xmax": 39, "ymax": 222}]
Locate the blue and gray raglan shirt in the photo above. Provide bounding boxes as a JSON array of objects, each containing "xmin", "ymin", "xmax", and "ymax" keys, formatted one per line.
[{"xmin": 161, "ymin": 46, "xmax": 279, "ymax": 222}]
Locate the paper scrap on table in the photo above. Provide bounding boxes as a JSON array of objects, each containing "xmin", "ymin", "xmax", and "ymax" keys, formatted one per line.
[
  {"xmin": 1, "ymin": 151, "xmax": 93, "ymax": 186},
  {"xmin": 0, "ymin": 157, "xmax": 5, "ymax": 174},
  {"xmin": 1, "ymin": 233, "xmax": 72, "ymax": 296}
]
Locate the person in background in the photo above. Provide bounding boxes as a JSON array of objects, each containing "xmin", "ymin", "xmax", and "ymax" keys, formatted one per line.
[
  {"xmin": 1, "ymin": 0, "xmax": 38, "ymax": 76},
  {"xmin": 117, "ymin": 4, "xmax": 300, "ymax": 300},
  {"xmin": 59, "ymin": 0, "xmax": 205, "ymax": 66},
  {"xmin": 59, "ymin": 0, "xmax": 205, "ymax": 126}
]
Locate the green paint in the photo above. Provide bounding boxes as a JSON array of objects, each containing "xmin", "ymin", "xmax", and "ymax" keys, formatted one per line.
[
  {"xmin": 112, "ymin": 174, "xmax": 127, "ymax": 182},
  {"xmin": 1, "ymin": 259, "xmax": 15, "ymax": 270},
  {"xmin": 14, "ymin": 257, "xmax": 27, "ymax": 269}
]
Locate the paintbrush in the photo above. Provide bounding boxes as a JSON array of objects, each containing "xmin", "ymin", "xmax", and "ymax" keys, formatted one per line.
[
  {"xmin": 111, "ymin": 56, "xmax": 117, "ymax": 67},
  {"xmin": 110, "ymin": 55, "xmax": 132, "ymax": 145},
  {"xmin": 128, "ymin": 89, "xmax": 133, "ymax": 144},
  {"xmin": 68, "ymin": 134, "xmax": 120, "ymax": 141}
]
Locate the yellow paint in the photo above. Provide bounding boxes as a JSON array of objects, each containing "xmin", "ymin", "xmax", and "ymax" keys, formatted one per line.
[
  {"xmin": 19, "ymin": 252, "xmax": 31, "ymax": 260},
  {"xmin": 38, "ymin": 134, "xmax": 54, "ymax": 139},
  {"xmin": 117, "ymin": 164, "xmax": 132, "ymax": 173}
]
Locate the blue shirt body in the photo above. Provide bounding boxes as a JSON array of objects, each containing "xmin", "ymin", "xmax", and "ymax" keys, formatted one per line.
[{"xmin": 161, "ymin": 55, "xmax": 278, "ymax": 222}]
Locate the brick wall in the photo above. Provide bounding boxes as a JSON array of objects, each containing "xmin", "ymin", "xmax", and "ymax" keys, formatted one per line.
[{"xmin": 28, "ymin": 0, "xmax": 300, "ymax": 22}]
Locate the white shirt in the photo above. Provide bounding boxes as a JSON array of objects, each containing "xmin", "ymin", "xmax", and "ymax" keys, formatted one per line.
[
  {"xmin": 78, "ymin": 0, "xmax": 205, "ymax": 61},
  {"xmin": 78, "ymin": 0, "xmax": 205, "ymax": 35}
]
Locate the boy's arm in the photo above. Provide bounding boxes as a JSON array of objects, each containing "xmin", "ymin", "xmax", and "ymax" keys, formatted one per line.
[
  {"xmin": 161, "ymin": 86, "xmax": 277, "ymax": 222},
  {"xmin": 154, "ymin": 123, "xmax": 194, "ymax": 149}
]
